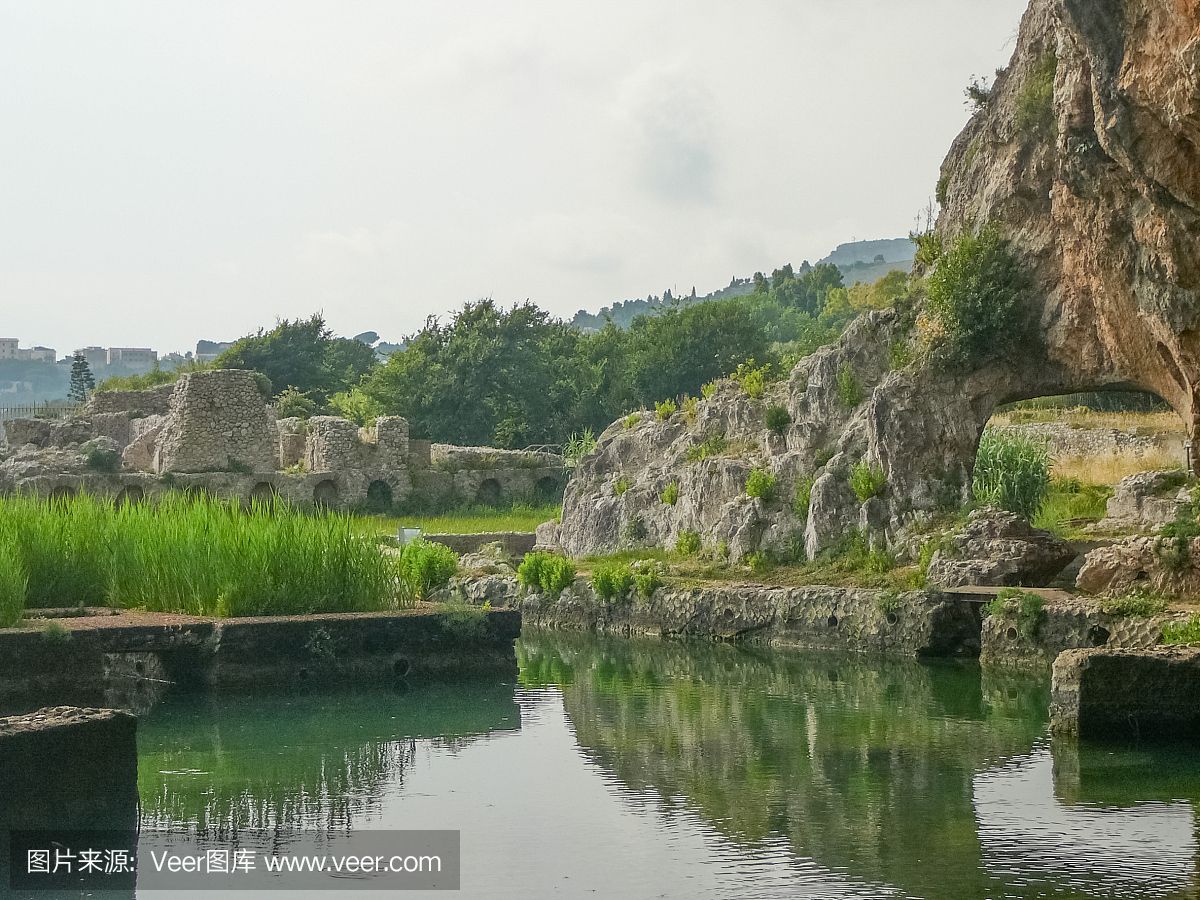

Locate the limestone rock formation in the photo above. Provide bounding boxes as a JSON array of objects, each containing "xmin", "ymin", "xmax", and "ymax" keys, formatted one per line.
[
  {"xmin": 1099, "ymin": 470, "xmax": 1192, "ymax": 530},
  {"xmin": 926, "ymin": 507, "xmax": 1076, "ymax": 588},
  {"xmin": 1076, "ymin": 534, "xmax": 1200, "ymax": 596},
  {"xmin": 559, "ymin": 0, "xmax": 1200, "ymax": 560}
]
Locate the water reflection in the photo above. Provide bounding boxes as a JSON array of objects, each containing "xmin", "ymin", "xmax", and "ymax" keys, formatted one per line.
[
  {"xmin": 136, "ymin": 677, "xmax": 520, "ymax": 834},
  {"xmin": 520, "ymin": 631, "xmax": 1200, "ymax": 900}
]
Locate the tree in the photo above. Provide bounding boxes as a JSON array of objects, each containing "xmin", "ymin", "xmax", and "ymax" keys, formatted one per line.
[
  {"xmin": 215, "ymin": 314, "xmax": 377, "ymax": 404},
  {"xmin": 68, "ymin": 352, "xmax": 95, "ymax": 402}
]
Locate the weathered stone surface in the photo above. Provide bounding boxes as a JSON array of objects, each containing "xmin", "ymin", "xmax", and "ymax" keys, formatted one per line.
[
  {"xmin": 981, "ymin": 594, "xmax": 1180, "ymax": 668},
  {"xmin": 1099, "ymin": 470, "xmax": 1191, "ymax": 530},
  {"xmin": 1051, "ymin": 647, "xmax": 1200, "ymax": 739},
  {"xmin": 157, "ymin": 370, "xmax": 279, "ymax": 474},
  {"xmin": 991, "ymin": 422, "xmax": 1184, "ymax": 462},
  {"xmin": 122, "ymin": 415, "xmax": 165, "ymax": 472},
  {"xmin": 1076, "ymin": 535, "xmax": 1200, "ymax": 596},
  {"xmin": 558, "ymin": 0, "xmax": 1200, "ymax": 560},
  {"xmin": 926, "ymin": 507, "xmax": 1076, "ymax": 588},
  {"xmin": 519, "ymin": 579, "xmax": 982, "ymax": 657},
  {"xmin": 85, "ymin": 383, "xmax": 175, "ymax": 417}
]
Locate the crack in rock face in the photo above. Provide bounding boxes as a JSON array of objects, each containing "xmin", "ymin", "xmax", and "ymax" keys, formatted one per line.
[{"xmin": 558, "ymin": 0, "xmax": 1200, "ymax": 561}]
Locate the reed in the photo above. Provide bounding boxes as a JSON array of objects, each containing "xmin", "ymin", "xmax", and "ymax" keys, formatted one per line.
[{"xmin": 0, "ymin": 494, "xmax": 409, "ymax": 618}]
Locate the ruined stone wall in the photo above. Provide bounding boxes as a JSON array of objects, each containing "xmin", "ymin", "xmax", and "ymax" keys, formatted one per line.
[
  {"xmin": 86, "ymin": 383, "xmax": 176, "ymax": 417},
  {"xmin": 156, "ymin": 370, "xmax": 278, "ymax": 474}
]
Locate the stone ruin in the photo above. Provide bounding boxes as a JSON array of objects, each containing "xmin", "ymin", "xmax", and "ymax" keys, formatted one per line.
[
  {"xmin": 549, "ymin": 0, "xmax": 1200, "ymax": 563},
  {"xmin": 0, "ymin": 369, "xmax": 566, "ymax": 510}
]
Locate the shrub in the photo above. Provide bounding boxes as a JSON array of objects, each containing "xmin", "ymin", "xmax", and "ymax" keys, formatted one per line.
[
  {"xmin": 889, "ymin": 340, "xmax": 915, "ymax": 371},
  {"xmin": 84, "ymin": 444, "xmax": 120, "ymax": 473},
  {"xmin": 682, "ymin": 396, "xmax": 699, "ymax": 423},
  {"xmin": 633, "ymin": 570, "xmax": 663, "ymax": 600},
  {"xmin": 1163, "ymin": 615, "xmax": 1200, "ymax": 646},
  {"xmin": 614, "ymin": 476, "xmax": 631, "ymax": 496},
  {"xmin": 1015, "ymin": 52, "xmax": 1057, "ymax": 139},
  {"xmin": 1100, "ymin": 588, "xmax": 1168, "ymax": 618},
  {"xmin": 591, "ymin": 563, "xmax": 634, "ymax": 602},
  {"xmin": 622, "ymin": 515, "xmax": 648, "ymax": 545},
  {"xmin": 675, "ymin": 531, "xmax": 701, "ymax": 556},
  {"xmin": 746, "ymin": 551, "xmax": 772, "ymax": 574},
  {"xmin": 41, "ymin": 621, "xmax": 72, "ymax": 643},
  {"xmin": 1157, "ymin": 514, "xmax": 1200, "ymax": 571},
  {"xmin": 965, "ymin": 74, "xmax": 993, "ymax": 110},
  {"xmin": 0, "ymin": 544, "xmax": 27, "ymax": 628},
  {"xmin": 274, "ymin": 387, "xmax": 318, "ymax": 419},
  {"xmin": 563, "ymin": 429, "xmax": 597, "ymax": 468},
  {"xmin": 398, "ymin": 539, "xmax": 459, "ymax": 596},
  {"xmin": 985, "ymin": 588, "xmax": 1046, "ymax": 641},
  {"xmin": 850, "ymin": 461, "xmax": 887, "ymax": 502},
  {"xmin": 733, "ymin": 361, "xmax": 771, "ymax": 400},
  {"xmin": 912, "ymin": 231, "xmax": 943, "ymax": 268},
  {"xmin": 973, "ymin": 430, "xmax": 1051, "ymax": 520},
  {"xmin": 622, "ymin": 413, "xmax": 642, "ymax": 430},
  {"xmin": 687, "ymin": 434, "xmax": 728, "ymax": 462},
  {"xmin": 794, "ymin": 476, "xmax": 815, "ymax": 519},
  {"xmin": 660, "ymin": 482, "xmax": 680, "ymax": 506},
  {"xmin": 836, "ymin": 363, "xmax": 864, "ymax": 409},
  {"xmin": 765, "ymin": 405, "xmax": 792, "ymax": 434},
  {"xmin": 517, "ymin": 551, "xmax": 576, "ymax": 598},
  {"xmin": 655, "ymin": 399, "xmax": 677, "ymax": 421},
  {"xmin": 925, "ymin": 225, "xmax": 1031, "ymax": 370},
  {"xmin": 439, "ymin": 603, "xmax": 489, "ymax": 641},
  {"xmin": 746, "ymin": 468, "xmax": 777, "ymax": 502},
  {"xmin": 701, "ymin": 380, "xmax": 720, "ymax": 400}
]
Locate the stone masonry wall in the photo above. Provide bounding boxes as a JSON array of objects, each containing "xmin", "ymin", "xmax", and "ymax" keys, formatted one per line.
[{"xmin": 156, "ymin": 370, "xmax": 279, "ymax": 474}]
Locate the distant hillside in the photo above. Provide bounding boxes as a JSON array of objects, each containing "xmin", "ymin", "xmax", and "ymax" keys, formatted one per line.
[{"xmin": 570, "ymin": 237, "xmax": 914, "ymax": 331}]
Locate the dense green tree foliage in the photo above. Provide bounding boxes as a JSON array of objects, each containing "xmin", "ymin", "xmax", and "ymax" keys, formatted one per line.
[{"xmin": 215, "ymin": 314, "xmax": 376, "ymax": 404}]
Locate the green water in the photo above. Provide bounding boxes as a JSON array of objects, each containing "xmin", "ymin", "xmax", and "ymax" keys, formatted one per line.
[{"xmin": 134, "ymin": 632, "xmax": 1200, "ymax": 899}]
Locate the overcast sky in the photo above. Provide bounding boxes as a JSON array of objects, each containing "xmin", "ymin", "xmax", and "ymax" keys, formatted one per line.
[{"xmin": 0, "ymin": 1, "xmax": 1026, "ymax": 355}]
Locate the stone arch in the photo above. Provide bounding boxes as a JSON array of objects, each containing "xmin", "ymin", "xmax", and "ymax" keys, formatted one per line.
[
  {"xmin": 313, "ymin": 479, "xmax": 340, "ymax": 508},
  {"xmin": 535, "ymin": 475, "xmax": 562, "ymax": 503},
  {"xmin": 48, "ymin": 484, "xmax": 77, "ymax": 502},
  {"xmin": 115, "ymin": 485, "xmax": 146, "ymax": 508},
  {"xmin": 249, "ymin": 482, "xmax": 279, "ymax": 507},
  {"xmin": 183, "ymin": 485, "xmax": 211, "ymax": 504},
  {"xmin": 365, "ymin": 479, "xmax": 394, "ymax": 514},
  {"xmin": 476, "ymin": 478, "xmax": 502, "ymax": 506}
]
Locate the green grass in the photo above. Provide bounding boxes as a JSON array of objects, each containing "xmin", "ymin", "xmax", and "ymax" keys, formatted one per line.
[
  {"xmin": 363, "ymin": 503, "xmax": 560, "ymax": 536},
  {"xmin": 1032, "ymin": 478, "xmax": 1112, "ymax": 537},
  {"xmin": 0, "ymin": 543, "xmax": 27, "ymax": 628},
  {"xmin": 516, "ymin": 551, "xmax": 577, "ymax": 598},
  {"xmin": 591, "ymin": 562, "xmax": 635, "ymax": 602},
  {"xmin": 973, "ymin": 429, "xmax": 1051, "ymax": 520},
  {"xmin": 1163, "ymin": 615, "xmax": 1200, "ymax": 646},
  {"xmin": 985, "ymin": 588, "xmax": 1047, "ymax": 641},
  {"xmin": 0, "ymin": 493, "xmax": 409, "ymax": 619},
  {"xmin": 1100, "ymin": 587, "xmax": 1168, "ymax": 618},
  {"xmin": 850, "ymin": 461, "xmax": 887, "ymax": 502}
]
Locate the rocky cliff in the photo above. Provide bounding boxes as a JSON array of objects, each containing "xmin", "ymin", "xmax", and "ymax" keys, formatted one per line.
[{"xmin": 556, "ymin": 0, "xmax": 1200, "ymax": 561}]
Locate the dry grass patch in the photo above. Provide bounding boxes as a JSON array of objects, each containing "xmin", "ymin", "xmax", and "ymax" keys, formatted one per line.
[{"xmin": 1052, "ymin": 449, "xmax": 1185, "ymax": 486}]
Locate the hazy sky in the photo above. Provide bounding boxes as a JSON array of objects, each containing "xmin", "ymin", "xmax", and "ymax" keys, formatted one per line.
[{"xmin": 0, "ymin": 1, "xmax": 1026, "ymax": 354}]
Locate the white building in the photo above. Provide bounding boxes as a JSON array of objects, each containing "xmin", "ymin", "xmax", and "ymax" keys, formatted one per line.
[
  {"xmin": 74, "ymin": 346, "xmax": 109, "ymax": 371},
  {"xmin": 107, "ymin": 347, "xmax": 158, "ymax": 367},
  {"xmin": 0, "ymin": 339, "xmax": 18, "ymax": 360},
  {"xmin": 0, "ymin": 339, "xmax": 55, "ymax": 362}
]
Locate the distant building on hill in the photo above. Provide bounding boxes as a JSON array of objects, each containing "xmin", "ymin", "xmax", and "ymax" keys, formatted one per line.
[
  {"xmin": 106, "ymin": 347, "xmax": 158, "ymax": 367},
  {"xmin": 195, "ymin": 339, "xmax": 233, "ymax": 363},
  {"xmin": 0, "ymin": 338, "xmax": 57, "ymax": 362}
]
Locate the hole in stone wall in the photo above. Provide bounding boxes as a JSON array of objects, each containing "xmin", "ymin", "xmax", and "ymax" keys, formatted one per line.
[
  {"xmin": 393, "ymin": 657, "xmax": 411, "ymax": 677},
  {"xmin": 313, "ymin": 479, "xmax": 339, "ymax": 508},
  {"xmin": 1087, "ymin": 624, "xmax": 1111, "ymax": 647},
  {"xmin": 115, "ymin": 485, "xmax": 145, "ymax": 507},
  {"xmin": 885, "ymin": 612, "xmax": 899, "ymax": 626},
  {"xmin": 366, "ymin": 480, "xmax": 394, "ymax": 514},
  {"xmin": 827, "ymin": 614, "xmax": 839, "ymax": 628},
  {"xmin": 49, "ymin": 485, "xmax": 77, "ymax": 502},
  {"xmin": 476, "ymin": 478, "xmax": 502, "ymax": 506},
  {"xmin": 1005, "ymin": 626, "xmax": 1019, "ymax": 642},
  {"xmin": 249, "ymin": 482, "xmax": 278, "ymax": 506},
  {"xmin": 535, "ymin": 475, "xmax": 561, "ymax": 503}
]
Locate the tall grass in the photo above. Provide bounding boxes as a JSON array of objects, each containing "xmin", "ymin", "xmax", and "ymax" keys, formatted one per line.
[
  {"xmin": 0, "ymin": 544, "xmax": 27, "ymax": 628},
  {"xmin": 973, "ymin": 430, "xmax": 1051, "ymax": 520},
  {"xmin": 0, "ymin": 494, "xmax": 409, "ymax": 619}
]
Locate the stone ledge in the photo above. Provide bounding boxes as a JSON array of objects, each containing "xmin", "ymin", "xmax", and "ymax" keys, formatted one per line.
[{"xmin": 1051, "ymin": 646, "xmax": 1200, "ymax": 740}]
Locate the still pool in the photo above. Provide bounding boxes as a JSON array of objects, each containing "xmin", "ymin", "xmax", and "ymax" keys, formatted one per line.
[{"xmin": 133, "ymin": 632, "xmax": 1200, "ymax": 899}]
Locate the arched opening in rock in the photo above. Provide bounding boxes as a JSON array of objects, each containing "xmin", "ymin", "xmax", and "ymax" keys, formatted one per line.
[
  {"xmin": 978, "ymin": 388, "xmax": 1185, "ymax": 535},
  {"xmin": 313, "ymin": 479, "xmax": 339, "ymax": 508},
  {"xmin": 115, "ymin": 485, "xmax": 146, "ymax": 507},
  {"xmin": 365, "ymin": 480, "xmax": 394, "ymax": 514},
  {"xmin": 476, "ymin": 478, "xmax": 502, "ymax": 506},
  {"xmin": 183, "ymin": 485, "xmax": 211, "ymax": 504},
  {"xmin": 49, "ymin": 485, "xmax": 77, "ymax": 502},
  {"xmin": 535, "ymin": 475, "xmax": 562, "ymax": 503}
]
